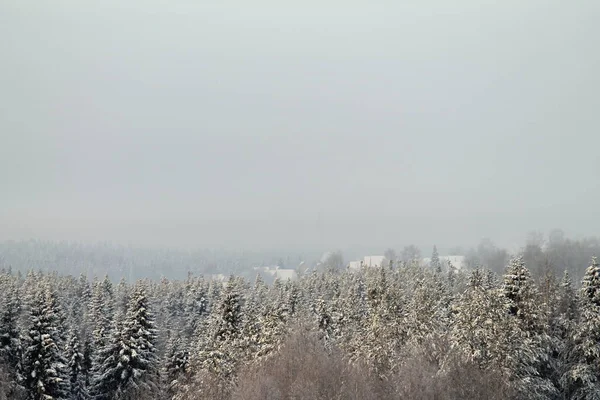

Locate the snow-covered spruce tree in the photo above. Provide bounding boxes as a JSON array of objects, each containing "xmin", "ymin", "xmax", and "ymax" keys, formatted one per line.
[
  {"xmin": 182, "ymin": 277, "xmax": 209, "ymax": 339},
  {"xmin": 551, "ymin": 271, "xmax": 579, "ymax": 397},
  {"xmin": 313, "ymin": 298, "xmax": 335, "ymax": 350},
  {"xmin": 503, "ymin": 257, "xmax": 534, "ymax": 318},
  {"xmin": 349, "ymin": 266, "xmax": 405, "ymax": 378},
  {"xmin": 88, "ymin": 276, "xmax": 115, "ymax": 351},
  {"xmin": 116, "ymin": 282, "xmax": 159, "ymax": 397},
  {"xmin": 91, "ymin": 283, "xmax": 159, "ymax": 400},
  {"xmin": 89, "ymin": 320, "xmax": 121, "ymax": 400},
  {"xmin": 194, "ymin": 276, "xmax": 245, "ymax": 380},
  {"xmin": 501, "ymin": 257, "xmax": 557, "ymax": 398},
  {"xmin": 0, "ymin": 275, "xmax": 24, "ymax": 397},
  {"xmin": 163, "ymin": 334, "xmax": 190, "ymax": 400},
  {"xmin": 561, "ymin": 257, "xmax": 600, "ymax": 399},
  {"xmin": 21, "ymin": 285, "xmax": 70, "ymax": 400},
  {"xmin": 431, "ymin": 245, "xmax": 442, "ymax": 274},
  {"xmin": 405, "ymin": 268, "xmax": 449, "ymax": 348},
  {"xmin": 283, "ymin": 279, "xmax": 300, "ymax": 318},
  {"xmin": 447, "ymin": 260, "xmax": 457, "ymax": 290},
  {"xmin": 66, "ymin": 330, "xmax": 88, "ymax": 400},
  {"xmin": 451, "ymin": 268, "xmax": 516, "ymax": 378},
  {"xmin": 115, "ymin": 277, "xmax": 130, "ymax": 318},
  {"xmin": 253, "ymin": 300, "xmax": 289, "ymax": 360},
  {"xmin": 237, "ymin": 275, "xmax": 265, "ymax": 363},
  {"xmin": 0, "ymin": 277, "xmax": 22, "ymax": 370},
  {"xmin": 69, "ymin": 274, "xmax": 91, "ymax": 334},
  {"xmin": 242, "ymin": 278, "xmax": 291, "ymax": 362},
  {"xmin": 244, "ymin": 274, "xmax": 267, "ymax": 322},
  {"xmin": 558, "ymin": 271, "xmax": 579, "ymax": 323}
]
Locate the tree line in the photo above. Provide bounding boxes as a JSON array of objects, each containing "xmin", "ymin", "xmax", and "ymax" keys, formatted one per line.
[{"xmin": 1, "ymin": 255, "xmax": 600, "ymax": 399}]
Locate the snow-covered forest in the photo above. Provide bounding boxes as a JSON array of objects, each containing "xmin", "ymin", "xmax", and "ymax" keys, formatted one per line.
[{"xmin": 2, "ymin": 254, "xmax": 600, "ymax": 399}]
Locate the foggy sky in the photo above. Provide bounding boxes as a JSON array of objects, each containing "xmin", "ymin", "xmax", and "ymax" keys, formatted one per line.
[{"xmin": 1, "ymin": 0, "xmax": 599, "ymax": 252}]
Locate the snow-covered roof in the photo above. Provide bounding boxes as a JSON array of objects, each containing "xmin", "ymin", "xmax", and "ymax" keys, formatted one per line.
[
  {"xmin": 347, "ymin": 256, "xmax": 386, "ymax": 270},
  {"xmin": 347, "ymin": 261, "xmax": 362, "ymax": 270},
  {"xmin": 363, "ymin": 256, "xmax": 385, "ymax": 267}
]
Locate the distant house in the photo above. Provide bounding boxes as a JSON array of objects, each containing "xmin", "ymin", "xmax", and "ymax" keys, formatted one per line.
[
  {"xmin": 364, "ymin": 256, "xmax": 386, "ymax": 268},
  {"xmin": 347, "ymin": 256, "xmax": 387, "ymax": 270},
  {"xmin": 347, "ymin": 260, "xmax": 362, "ymax": 270}
]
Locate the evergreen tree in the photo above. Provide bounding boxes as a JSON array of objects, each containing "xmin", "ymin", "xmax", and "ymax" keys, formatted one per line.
[
  {"xmin": 0, "ymin": 276, "xmax": 24, "ymax": 397},
  {"xmin": 115, "ymin": 277, "xmax": 130, "ymax": 318},
  {"xmin": 88, "ymin": 277, "xmax": 115, "ymax": 351},
  {"xmin": 451, "ymin": 269, "xmax": 515, "ymax": 373},
  {"xmin": 91, "ymin": 284, "xmax": 159, "ymax": 400},
  {"xmin": 431, "ymin": 245, "xmax": 442, "ymax": 274},
  {"xmin": 183, "ymin": 277, "xmax": 208, "ymax": 339},
  {"xmin": 163, "ymin": 334, "xmax": 190, "ymax": 399},
  {"xmin": 562, "ymin": 257, "xmax": 600, "ymax": 399},
  {"xmin": 21, "ymin": 286, "xmax": 70, "ymax": 400},
  {"xmin": 501, "ymin": 257, "xmax": 557, "ymax": 398},
  {"xmin": 556, "ymin": 271, "xmax": 579, "ymax": 332},
  {"xmin": 447, "ymin": 260, "xmax": 457, "ymax": 289},
  {"xmin": 195, "ymin": 277, "xmax": 245, "ymax": 379},
  {"xmin": 66, "ymin": 331, "xmax": 88, "ymax": 400}
]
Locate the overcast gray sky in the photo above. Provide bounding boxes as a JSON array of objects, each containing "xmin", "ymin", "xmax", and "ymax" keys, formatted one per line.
[{"xmin": 1, "ymin": 0, "xmax": 599, "ymax": 252}]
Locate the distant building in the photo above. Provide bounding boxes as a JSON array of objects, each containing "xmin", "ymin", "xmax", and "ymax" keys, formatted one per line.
[
  {"xmin": 363, "ymin": 256, "xmax": 386, "ymax": 268},
  {"xmin": 347, "ymin": 260, "xmax": 362, "ymax": 270},
  {"xmin": 347, "ymin": 256, "xmax": 387, "ymax": 270}
]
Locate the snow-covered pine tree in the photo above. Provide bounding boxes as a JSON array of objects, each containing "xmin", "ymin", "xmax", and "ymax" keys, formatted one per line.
[
  {"xmin": 350, "ymin": 266, "xmax": 405, "ymax": 378},
  {"xmin": 88, "ymin": 276, "xmax": 115, "ymax": 351},
  {"xmin": 279, "ymin": 279, "xmax": 298, "ymax": 318},
  {"xmin": 182, "ymin": 277, "xmax": 208, "ymax": 339},
  {"xmin": 556, "ymin": 271, "xmax": 579, "ymax": 334},
  {"xmin": 501, "ymin": 257, "xmax": 557, "ymax": 398},
  {"xmin": 581, "ymin": 257, "xmax": 600, "ymax": 307},
  {"xmin": 163, "ymin": 334, "xmax": 190, "ymax": 399},
  {"xmin": 451, "ymin": 268, "xmax": 516, "ymax": 373},
  {"xmin": 21, "ymin": 285, "xmax": 70, "ymax": 400},
  {"xmin": 447, "ymin": 260, "xmax": 457, "ymax": 289},
  {"xmin": 0, "ymin": 275, "xmax": 24, "ymax": 397},
  {"xmin": 194, "ymin": 276, "xmax": 245, "ymax": 380},
  {"xmin": 502, "ymin": 257, "xmax": 546, "ymax": 333},
  {"xmin": 89, "ymin": 321, "xmax": 121, "ymax": 400},
  {"xmin": 431, "ymin": 245, "xmax": 442, "ymax": 274},
  {"xmin": 404, "ymin": 269, "xmax": 450, "ymax": 368},
  {"xmin": 561, "ymin": 257, "xmax": 600, "ymax": 399},
  {"xmin": 214, "ymin": 277, "xmax": 244, "ymax": 345},
  {"xmin": 313, "ymin": 298, "xmax": 335, "ymax": 346},
  {"xmin": 115, "ymin": 277, "xmax": 130, "ymax": 318},
  {"xmin": 69, "ymin": 274, "xmax": 91, "ymax": 333},
  {"xmin": 253, "ymin": 300, "xmax": 288, "ymax": 360},
  {"xmin": 91, "ymin": 283, "xmax": 159, "ymax": 400},
  {"xmin": 66, "ymin": 330, "xmax": 88, "ymax": 400}
]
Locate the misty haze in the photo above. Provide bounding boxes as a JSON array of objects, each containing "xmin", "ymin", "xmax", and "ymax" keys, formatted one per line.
[{"xmin": 1, "ymin": 1, "xmax": 599, "ymax": 399}]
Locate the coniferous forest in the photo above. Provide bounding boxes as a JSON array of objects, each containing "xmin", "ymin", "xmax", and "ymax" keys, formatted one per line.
[
  {"xmin": 3, "ymin": 0, "xmax": 599, "ymax": 398},
  {"xmin": 1, "ymin": 255, "xmax": 600, "ymax": 400}
]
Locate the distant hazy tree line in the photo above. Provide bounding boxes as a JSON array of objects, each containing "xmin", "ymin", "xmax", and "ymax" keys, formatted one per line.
[
  {"xmin": 0, "ymin": 240, "xmax": 310, "ymax": 282},
  {"xmin": 2, "ymin": 250, "xmax": 600, "ymax": 399},
  {"xmin": 462, "ymin": 230, "xmax": 600, "ymax": 282}
]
